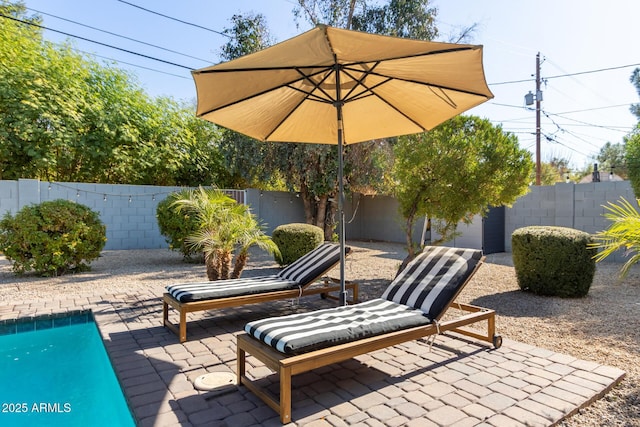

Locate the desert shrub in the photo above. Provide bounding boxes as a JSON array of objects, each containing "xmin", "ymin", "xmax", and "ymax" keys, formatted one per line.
[
  {"xmin": 0, "ymin": 199, "xmax": 106, "ymax": 276},
  {"xmin": 511, "ymin": 226, "xmax": 596, "ymax": 297},
  {"xmin": 156, "ymin": 190, "xmax": 202, "ymax": 261},
  {"xmin": 272, "ymin": 223, "xmax": 323, "ymax": 265}
]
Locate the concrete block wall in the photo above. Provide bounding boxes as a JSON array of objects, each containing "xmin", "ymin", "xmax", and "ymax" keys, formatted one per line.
[
  {"xmin": 245, "ymin": 191, "xmax": 422, "ymax": 244},
  {"xmin": 1, "ymin": 179, "xmax": 638, "ymax": 262},
  {"xmin": 505, "ymin": 181, "xmax": 638, "ymax": 262},
  {"xmin": 40, "ymin": 181, "xmax": 187, "ymax": 250},
  {"xmin": 0, "ymin": 180, "xmax": 188, "ymax": 250}
]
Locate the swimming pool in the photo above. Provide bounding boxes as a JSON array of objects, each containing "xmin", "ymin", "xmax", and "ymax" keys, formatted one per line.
[{"xmin": 0, "ymin": 311, "xmax": 135, "ymax": 426}]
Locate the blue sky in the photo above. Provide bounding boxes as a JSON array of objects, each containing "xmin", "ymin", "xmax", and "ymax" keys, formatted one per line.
[{"xmin": 17, "ymin": 0, "xmax": 640, "ymax": 171}]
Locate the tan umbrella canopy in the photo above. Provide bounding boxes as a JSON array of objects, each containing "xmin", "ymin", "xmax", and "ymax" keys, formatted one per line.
[{"xmin": 192, "ymin": 24, "xmax": 494, "ymax": 304}]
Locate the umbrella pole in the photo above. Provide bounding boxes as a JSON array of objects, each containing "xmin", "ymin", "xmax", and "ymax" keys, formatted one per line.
[{"xmin": 337, "ymin": 103, "xmax": 347, "ymax": 306}]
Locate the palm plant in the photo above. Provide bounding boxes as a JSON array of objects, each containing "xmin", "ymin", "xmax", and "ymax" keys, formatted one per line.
[
  {"xmin": 231, "ymin": 205, "xmax": 279, "ymax": 278},
  {"xmin": 171, "ymin": 186, "xmax": 278, "ymax": 280},
  {"xmin": 591, "ymin": 197, "xmax": 640, "ymax": 278}
]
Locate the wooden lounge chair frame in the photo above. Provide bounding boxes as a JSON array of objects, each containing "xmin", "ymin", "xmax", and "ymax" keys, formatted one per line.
[
  {"xmin": 163, "ymin": 277, "xmax": 358, "ymax": 343},
  {"xmin": 236, "ymin": 256, "xmax": 502, "ymax": 423}
]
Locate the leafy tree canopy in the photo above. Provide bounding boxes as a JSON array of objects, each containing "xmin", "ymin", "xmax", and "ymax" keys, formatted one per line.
[
  {"xmin": 393, "ymin": 115, "xmax": 533, "ymax": 254},
  {"xmin": 596, "ymin": 142, "xmax": 627, "ymax": 179},
  {"xmin": 0, "ymin": 1, "xmax": 225, "ymax": 186},
  {"xmin": 626, "ymin": 68, "xmax": 640, "ymax": 196}
]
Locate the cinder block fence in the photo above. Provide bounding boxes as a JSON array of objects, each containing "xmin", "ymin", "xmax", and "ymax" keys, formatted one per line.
[{"xmin": 0, "ymin": 179, "xmax": 637, "ymax": 261}]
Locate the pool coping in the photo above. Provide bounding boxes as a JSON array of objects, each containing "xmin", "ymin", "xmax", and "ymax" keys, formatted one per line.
[{"xmin": 0, "ymin": 309, "xmax": 93, "ymax": 335}]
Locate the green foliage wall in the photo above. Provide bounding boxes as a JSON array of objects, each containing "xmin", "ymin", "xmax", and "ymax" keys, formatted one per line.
[{"xmin": 0, "ymin": 3, "xmax": 225, "ymax": 186}]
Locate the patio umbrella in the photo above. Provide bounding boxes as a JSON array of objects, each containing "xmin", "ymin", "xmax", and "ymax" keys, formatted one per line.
[{"xmin": 192, "ymin": 24, "xmax": 494, "ymax": 305}]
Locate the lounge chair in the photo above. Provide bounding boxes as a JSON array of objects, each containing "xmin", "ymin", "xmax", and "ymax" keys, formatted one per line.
[
  {"xmin": 236, "ymin": 246, "xmax": 502, "ymax": 423},
  {"xmin": 163, "ymin": 243, "xmax": 357, "ymax": 342}
]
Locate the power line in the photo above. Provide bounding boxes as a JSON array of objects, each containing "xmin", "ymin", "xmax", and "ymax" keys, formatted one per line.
[
  {"xmin": 116, "ymin": 0, "xmax": 231, "ymax": 38},
  {"xmin": 553, "ymin": 104, "xmax": 634, "ymax": 115},
  {"xmin": 545, "ymin": 110, "xmax": 633, "ymax": 134},
  {"xmin": 545, "ymin": 63, "xmax": 640, "ymax": 80},
  {"xmin": 0, "ymin": 13, "xmax": 196, "ymax": 70},
  {"xmin": 73, "ymin": 48, "xmax": 191, "ymax": 80},
  {"xmin": 489, "ymin": 77, "xmax": 534, "ymax": 86},
  {"xmin": 489, "ymin": 62, "xmax": 640, "ymax": 86},
  {"xmin": 26, "ymin": 7, "xmax": 212, "ymax": 64}
]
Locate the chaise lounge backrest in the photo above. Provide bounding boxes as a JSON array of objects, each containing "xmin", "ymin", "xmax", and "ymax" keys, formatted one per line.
[
  {"xmin": 381, "ymin": 246, "xmax": 483, "ymax": 321},
  {"xmin": 244, "ymin": 245, "xmax": 483, "ymax": 355},
  {"xmin": 277, "ymin": 243, "xmax": 350, "ymax": 285}
]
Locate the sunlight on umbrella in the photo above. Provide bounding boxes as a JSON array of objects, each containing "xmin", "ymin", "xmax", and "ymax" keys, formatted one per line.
[{"xmin": 192, "ymin": 24, "xmax": 494, "ymax": 304}]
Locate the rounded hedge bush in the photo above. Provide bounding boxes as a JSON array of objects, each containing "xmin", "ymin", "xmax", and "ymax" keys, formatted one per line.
[
  {"xmin": 511, "ymin": 226, "xmax": 596, "ymax": 297},
  {"xmin": 272, "ymin": 223, "xmax": 324, "ymax": 265},
  {"xmin": 0, "ymin": 199, "xmax": 106, "ymax": 276},
  {"xmin": 156, "ymin": 190, "xmax": 202, "ymax": 261}
]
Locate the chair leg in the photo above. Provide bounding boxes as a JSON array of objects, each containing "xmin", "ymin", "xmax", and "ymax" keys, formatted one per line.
[
  {"xmin": 179, "ymin": 309, "xmax": 187, "ymax": 343},
  {"xmin": 162, "ymin": 299, "xmax": 169, "ymax": 326},
  {"xmin": 280, "ymin": 366, "xmax": 292, "ymax": 424},
  {"xmin": 237, "ymin": 346, "xmax": 246, "ymax": 385}
]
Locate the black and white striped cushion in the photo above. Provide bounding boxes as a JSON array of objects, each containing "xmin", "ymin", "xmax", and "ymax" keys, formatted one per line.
[
  {"xmin": 166, "ymin": 275, "xmax": 298, "ymax": 303},
  {"xmin": 166, "ymin": 243, "xmax": 346, "ymax": 303},
  {"xmin": 277, "ymin": 243, "xmax": 348, "ymax": 284},
  {"xmin": 244, "ymin": 298, "xmax": 430, "ymax": 354},
  {"xmin": 381, "ymin": 246, "xmax": 482, "ymax": 320}
]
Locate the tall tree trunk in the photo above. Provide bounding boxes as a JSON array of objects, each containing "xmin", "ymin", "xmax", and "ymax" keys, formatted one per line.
[
  {"xmin": 346, "ymin": 0, "xmax": 357, "ymax": 29},
  {"xmin": 315, "ymin": 194, "xmax": 328, "ymax": 229},
  {"xmin": 205, "ymin": 252, "xmax": 220, "ymax": 281},
  {"xmin": 324, "ymin": 197, "xmax": 337, "ymax": 241},
  {"xmin": 220, "ymin": 250, "xmax": 233, "ymax": 279},
  {"xmin": 231, "ymin": 251, "xmax": 248, "ymax": 279},
  {"xmin": 300, "ymin": 182, "xmax": 315, "ymax": 224},
  {"xmin": 405, "ymin": 196, "xmax": 420, "ymax": 258}
]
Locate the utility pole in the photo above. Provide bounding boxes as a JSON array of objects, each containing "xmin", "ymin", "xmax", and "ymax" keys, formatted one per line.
[
  {"xmin": 525, "ymin": 53, "xmax": 543, "ymax": 185},
  {"xmin": 535, "ymin": 52, "xmax": 541, "ymax": 186}
]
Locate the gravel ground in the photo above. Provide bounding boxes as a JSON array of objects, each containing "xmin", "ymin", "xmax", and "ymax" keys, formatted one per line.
[{"xmin": 1, "ymin": 241, "xmax": 638, "ymax": 426}]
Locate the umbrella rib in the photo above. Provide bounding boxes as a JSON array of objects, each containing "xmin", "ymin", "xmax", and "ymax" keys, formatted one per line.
[
  {"xmin": 341, "ymin": 65, "xmax": 490, "ymax": 99},
  {"xmin": 196, "ymin": 68, "xmax": 334, "ymax": 117},
  {"xmin": 262, "ymin": 67, "xmax": 338, "ymax": 141},
  {"xmin": 428, "ymin": 86, "xmax": 457, "ymax": 109},
  {"xmin": 338, "ymin": 66, "xmax": 429, "ymax": 131},
  {"xmin": 293, "ymin": 67, "xmax": 337, "ymax": 104},
  {"xmin": 339, "ymin": 67, "xmax": 454, "ymax": 131}
]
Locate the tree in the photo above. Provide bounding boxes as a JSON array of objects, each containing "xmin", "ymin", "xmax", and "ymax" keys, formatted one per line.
[
  {"xmin": 288, "ymin": 0, "xmax": 439, "ymax": 238},
  {"xmin": 351, "ymin": 0, "xmax": 439, "ymax": 40},
  {"xmin": 0, "ymin": 2, "xmax": 224, "ymax": 186},
  {"xmin": 393, "ymin": 115, "xmax": 533, "ymax": 256},
  {"xmin": 216, "ymin": 13, "xmax": 283, "ymax": 189},
  {"xmin": 597, "ymin": 142, "xmax": 627, "ymax": 179},
  {"xmin": 171, "ymin": 187, "xmax": 279, "ymax": 280},
  {"xmin": 630, "ymin": 68, "xmax": 640, "ymax": 120},
  {"xmin": 533, "ymin": 157, "xmax": 571, "ymax": 185},
  {"xmin": 626, "ymin": 129, "xmax": 640, "ymax": 196}
]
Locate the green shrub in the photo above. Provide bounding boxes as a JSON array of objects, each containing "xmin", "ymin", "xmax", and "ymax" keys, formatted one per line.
[
  {"xmin": 0, "ymin": 199, "xmax": 106, "ymax": 276},
  {"xmin": 511, "ymin": 226, "xmax": 596, "ymax": 297},
  {"xmin": 156, "ymin": 190, "xmax": 202, "ymax": 261},
  {"xmin": 272, "ymin": 223, "xmax": 324, "ymax": 265}
]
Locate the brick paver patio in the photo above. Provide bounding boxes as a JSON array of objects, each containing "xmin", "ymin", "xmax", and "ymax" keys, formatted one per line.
[{"xmin": 1, "ymin": 286, "xmax": 625, "ymax": 426}]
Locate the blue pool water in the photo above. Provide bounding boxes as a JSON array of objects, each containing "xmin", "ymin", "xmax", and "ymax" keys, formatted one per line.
[{"xmin": 0, "ymin": 313, "xmax": 135, "ymax": 427}]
